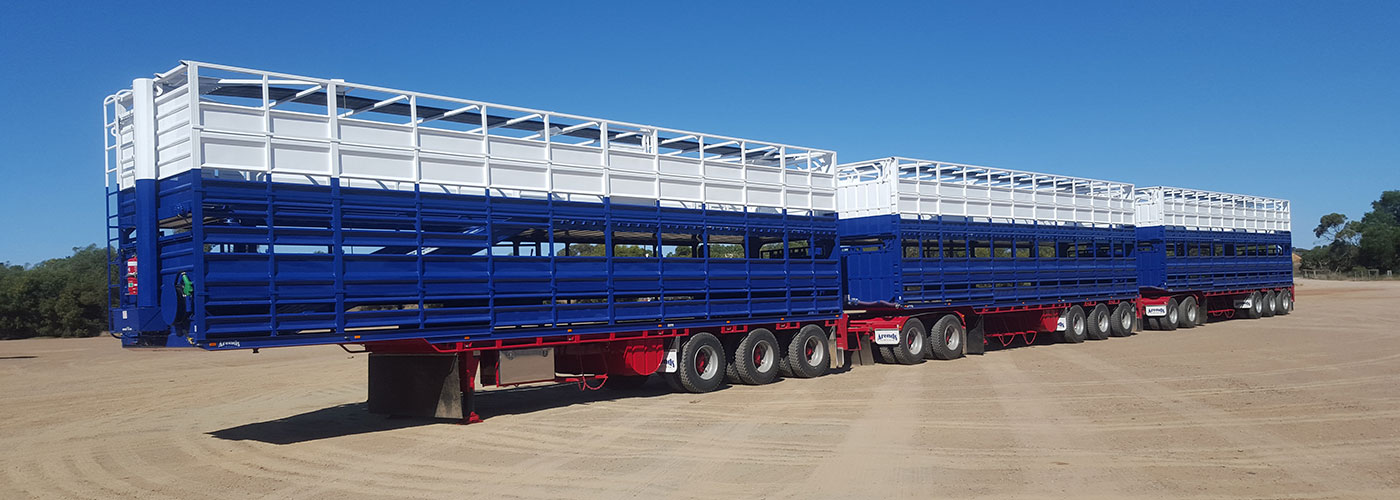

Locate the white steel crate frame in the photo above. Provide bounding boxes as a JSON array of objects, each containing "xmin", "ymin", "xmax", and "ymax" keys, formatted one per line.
[
  {"xmin": 1134, "ymin": 186, "xmax": 1291, "ymax": 232},
  {"xmin": 836, "ymin": 157, "xmax": 1134, "ymax": 226},
  {"xmin": 104, "ymin": 61, "xmax": 836, "ymax": 213}
]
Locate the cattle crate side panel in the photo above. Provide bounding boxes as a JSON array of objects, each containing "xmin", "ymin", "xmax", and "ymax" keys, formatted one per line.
[
  {"xmin": 1150, "ymin": 227, "xmax": 1294, "ymax": 293},
  {"xmin": 897, "ymin": 218, "xmax": 1137, "ymax": 307},
  {"xmin": 106, "ymin": 62, "xmax": 842, "ymax": 350},
  {"xmin": 118, "ymin": 170, "xmax": 841, "ymax": 349},
  {"xmin": 836, "ymin": 157, "xmax": 1138, "ymax": 309}
]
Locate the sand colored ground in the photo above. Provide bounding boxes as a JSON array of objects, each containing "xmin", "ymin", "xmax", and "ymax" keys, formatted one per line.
[{"xmin": 3, "ymin": 279, "xmax": 1400, "ymax": 499}]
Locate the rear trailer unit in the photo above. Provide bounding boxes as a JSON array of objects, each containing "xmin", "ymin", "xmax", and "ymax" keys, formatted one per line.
[
  {"xmin": 104, "ymin": 62, "xmax": 844, "ymax": 420},
  {"xmin": 1133, "ymin": 186, "xmax": 1294, "ymax": 329},
  {"xmin": 835, "ymin": 157, "xmax": 1139, "ymax": 363}
]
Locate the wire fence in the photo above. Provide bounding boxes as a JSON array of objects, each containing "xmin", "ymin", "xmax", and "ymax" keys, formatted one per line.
[{"xmin": 1298, "ymin": 268, "xmax": 1397, "ymax": 281}]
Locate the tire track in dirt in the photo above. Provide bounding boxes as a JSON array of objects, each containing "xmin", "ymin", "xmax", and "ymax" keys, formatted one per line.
[{"xmin": 1048, "ymin": 345, "xmax": 1396, "ymax": 498}]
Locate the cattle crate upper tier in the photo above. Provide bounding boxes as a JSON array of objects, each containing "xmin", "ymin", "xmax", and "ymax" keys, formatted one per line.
[
  {"xmin": 836, "ymin": 157, "xmax": 1134, "ymax": 226},
  {"xmin": 104, "ymin": 61, "xmax": 836, "ymax": 213},
  {"xmin": 1133, "ymin": 186, "xmax": 1290, "ymax": 232}
]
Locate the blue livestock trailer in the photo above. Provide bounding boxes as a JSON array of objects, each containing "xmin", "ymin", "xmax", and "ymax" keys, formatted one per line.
[
  {"xmin": 103, "ymin": 62, "xmax": 1294, "ymax": 423},
  {"xmin": 105, "ymin": 62, "xmax": 846, "ymax": 420},
  {"xmin": 834, "ymin": 158, "xmax": 1141, "ymax": 364},
  {"xmin": 1132, "ymin": 187, "xmax": 1294, "ymax": 329}
]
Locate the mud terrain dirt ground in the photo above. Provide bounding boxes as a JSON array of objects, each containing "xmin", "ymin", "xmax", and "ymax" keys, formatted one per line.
[{"xmin": 3, "ymin": 279, "xmax": 1400, "ymax": 499}]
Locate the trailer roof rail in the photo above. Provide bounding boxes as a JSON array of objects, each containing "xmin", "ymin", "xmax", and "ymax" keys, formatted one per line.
[
  {"xmin": 1133, "ymin": 186, "xmax": 1291, "ymax": 232},
  {"xmin": 835, "ymin": 157, "xmax": 1135, "ymax": 226},
  {"xmin": 104, "ymin": 61, "xmax": 837, "ymax": 214}
]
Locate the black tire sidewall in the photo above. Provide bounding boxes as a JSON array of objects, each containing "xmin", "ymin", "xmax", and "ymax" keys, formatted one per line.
[
  {"xmin": 1179, "ymin": 297, "xmax": 1198, "ymax": 329},
  {"xmin": 892, "ymin": 318, "xmax": 926, "ymax": 364},
  {"xmin": 786, "ymin": 325, "xmax": 829, "ymax": 378},
  {"xmin": 734, "ymin": 329, "xmax": 780, "ymax": 385},
  {"xmin": 1110, "ymin": 303, "xmax": 1134, "ymax": 337},
  {"xmin": 1087, "ymin": 304, "xmax": 1111, "ymax": 340},
  {"xmin": 677, "ymin": 333, "xmax": 726, "ymax": 393},
  {"xmin": 1162, "ymin": 298, "xmax": 1179, "ymax": 330},
  {"xmin": 1063, "ymin": 306, "xmax": 1087, "ymax": 343},
  {"xmin": 928, "ymin": 315, "xmax": 965, "ymax": 360}
]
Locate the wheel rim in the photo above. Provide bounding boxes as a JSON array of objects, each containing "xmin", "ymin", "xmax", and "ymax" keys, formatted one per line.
[
  {"xmin": 803, "ymin": 336, "xmax": 824, "ymax": 366},
  {"xmin": 1281, "ymin": 293, "xmax": 1291, "ymax": 310},
  {"xmin": 907, "ymin": 327, "xmax": 924, "ymax": 353},
  {"xmin": 1169, "ymin": 308, "xmax": 1178, "ymax": 324},
  {"xmin": 1073, "ymin": 316, "xmax": 1085, "ymax": 336},
  {"xmin": 1120, "ymin": 310, "xmax": 1132, "ymax": 330},
  {"xmin": 695, "ymin": 345, "xmax": 718, "ymax": 379},
  {"xmin": 1253, "ymin": 295, "xmax": 1262, "ymax": 314},
  {"xmin": 1097, "ymin": 313, "xmax": 1109, "ymax": 333},
  {"xmin": 754, "ymin": 341, "xmax": 775, "ymax": 372},
  {"xmin": 1187, "ymin": 305, "xmax": 1197, "ymax": 322},
  {"xmin": 945, "ymin": 325, "xmax": 961, "ymax": 351}
]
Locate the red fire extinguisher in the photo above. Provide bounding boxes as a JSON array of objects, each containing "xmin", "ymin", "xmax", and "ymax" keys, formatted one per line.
[{"xmin": 125, "ymin": 256, "xmax": 138, "ymax": 296}]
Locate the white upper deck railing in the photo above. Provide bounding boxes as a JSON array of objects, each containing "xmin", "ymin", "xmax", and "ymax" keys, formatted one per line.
[
  {"xmin": 836, "ymin": 157, "xmax": 1135, "ymax": 226},
  {"xmin": 1134, "ymin": 186, "xmax": 1291, "ymax": 232},
  {"xmin": 105, "ymin": 61, "xmax": 837, "ymax": 213}
]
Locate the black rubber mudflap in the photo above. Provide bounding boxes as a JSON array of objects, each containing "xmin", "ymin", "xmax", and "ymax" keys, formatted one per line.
[
  {"xmin": 368, "ymin": 353, "xmax": 463, "ymax": 419},
  {"xmin": 965, "ymin": 316, "xmax": 986, "ymax": 355}
]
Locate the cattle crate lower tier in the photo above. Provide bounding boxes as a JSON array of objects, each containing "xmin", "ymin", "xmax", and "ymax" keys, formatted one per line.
[
  {"xmin": 110, "ymin": 169, "xmax": 844, "ymax": 350},
  {"xmin": 1134, "ymin": 226, "xmax": 1293, "ymax": 293},
  {"xmin": 839, "ymin": 214, "xmax": 1139, "ymax": 309}
]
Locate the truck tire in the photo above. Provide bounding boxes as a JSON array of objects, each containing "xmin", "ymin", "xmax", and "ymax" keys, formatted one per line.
[
  {"xmin": 1178, "ymin": 297, "xmax": 1199, "ymax": 329},
  {"xmin": 1159, "ymin": 298, "xmax": 1180, "ymax": 331},
  {"xmin": 728, "ymin": 328, "xmax": 780, "ymax": 385},
  {"xmin": 1261, "ymin": 291, "xmax": 1277, "ymax": 317},
  {"xmin": 676, "ymin": 332, "xmax": 726, "ymax": 393},
  {"xmin": 1061, "ymin": 306, "xmax": 1087, "ymax": 343},
  {"xmin": 879, "ymin": 318, "xmax": 927, "ymax": 365},
  {"xmin": 1240, "ymin": 291, "xmax": 1263, "ymax": 319},
  {"xmin": 1277, "ymin": 290, "xmax": 1292, "ymax": 315},
  {"xmin": 1110, "ymin": 302, "xmax": 1134, "ymax": 337},
  {"xmin": 605, "ymin": 375, "xmax": 651, "ymax": 390},
  {"xmin": 1086, "ymin": 304, "xmax": 1112, "ymax": 340},
  {"xmin": 782, "ymin": 324, "xmax": 830, "ymax": 378},
  {"xmin": 926, "ymin": 314, "xmax": 966, "ymax": 360}
]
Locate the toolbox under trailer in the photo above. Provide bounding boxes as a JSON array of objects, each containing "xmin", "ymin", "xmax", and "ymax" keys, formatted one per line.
[
  {"xmin": 835, "ymin": 158, "xmax": 1140, "ymax": 363},
  {"xmin": 104, "ymin": 62, "xmax": 845, "ymax": 421},
  {"xmin": 1132, "ymin": 187, "xmax": 1294, "ymax": 329}
]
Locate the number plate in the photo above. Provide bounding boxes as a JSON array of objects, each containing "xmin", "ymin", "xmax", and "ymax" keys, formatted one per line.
[
  {"xmin": 1144, "ymin": 305, "xmax": 1168, "ymax": 317},
  {"xmin": 873, "ymin": 329, "xmax": 900, "ymax": 345}
]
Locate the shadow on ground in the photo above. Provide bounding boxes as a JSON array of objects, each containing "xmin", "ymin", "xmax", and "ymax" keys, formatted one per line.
[{"xmin": 208, "ymin": 378, "xmax": 682, "ymax": 445}]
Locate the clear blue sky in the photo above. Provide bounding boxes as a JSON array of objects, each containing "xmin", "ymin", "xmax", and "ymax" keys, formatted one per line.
[{"xmin": 1, "ymin": 1, "xmax": 1396, "ymax": 264}]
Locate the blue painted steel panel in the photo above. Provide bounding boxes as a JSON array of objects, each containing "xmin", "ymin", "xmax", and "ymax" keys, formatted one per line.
[
  {"xmin": 840, "ymin": 214, "xmax": 1138, "ymax": 309},
  {"xmin": 1135, "ymin": 226, "xmax": 1293, "ymax": 292},
  {"xmin": 111, "ymin": 169, "xmax": 842, "ymax": 349}
]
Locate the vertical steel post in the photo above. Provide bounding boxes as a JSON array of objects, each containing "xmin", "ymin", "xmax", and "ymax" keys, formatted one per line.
[{"xmin": 131, "ymin": 78, "xmax": 159, "ymax": 311}]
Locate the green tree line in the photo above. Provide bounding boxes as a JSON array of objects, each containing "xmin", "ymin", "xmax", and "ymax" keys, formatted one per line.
[
  {"xmin": 0, "ymin": 245, "xmax": 112, "ymax": 339},
  {"xmin": 1298, "ymin": 191, "xmax": 1400, "ymax": 273}
]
